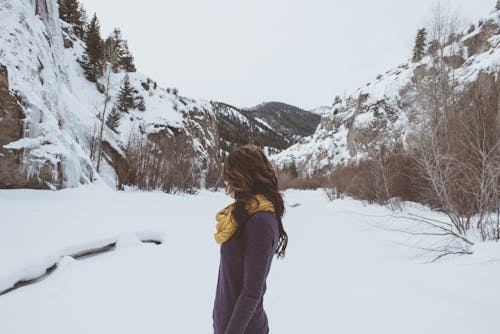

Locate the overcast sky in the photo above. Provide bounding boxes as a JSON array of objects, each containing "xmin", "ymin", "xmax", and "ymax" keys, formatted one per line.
[{"xmin": 79, "ymin": 0, "xmax": 494, "ymax": 110}]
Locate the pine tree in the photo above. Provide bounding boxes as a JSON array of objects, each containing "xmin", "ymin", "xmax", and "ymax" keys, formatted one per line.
[
  {"xmin": 104, "ymin": 29, "xmax": 124, "ymax": 73},
  {"xmin": 412, "ymin": 28, "xmax": 427, "ymax": 62},
  {"xmin": 57, "ymin": 0, "xmax": 68, "ymax": 20},
  {"xmin": 106, "ymin": 106, "xmax": 121, "ymax": 133},
  {"xmin": 57, "ymin": 0, "xmax": 86, "ymax": 38},
  {"xmin": 65, "ymin": 0, "xmax": 80, "ymax": 30},
  {"xmin": 119, "ymin": 40, "xmax": 136, "ymax": 72},
  {"xmin": 74, "ymin": 2, "xmax": 87, "ymax": 39},
  {"xmin": 496, "ymin": 0, "xmax": 500, "ymax": 11},
  {"xmin": 79, "ymin": 13, "xmax": 104, "ymax": 82},
  {"xmin": 134, "ymin": 94, "xmax": 146, "ymax": 111},
  {"xmin": 104, "ymin": 28, "xmax": 136, "ymax": 73},
  {"xmin": 117, "ymin": 74, "xmax": 135, "ymax": 112}
]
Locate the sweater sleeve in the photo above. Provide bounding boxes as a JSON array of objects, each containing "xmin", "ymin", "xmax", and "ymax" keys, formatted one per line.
[{"xmin": 223, "ymin": 213, "xmax": 276, "ymax": 334}]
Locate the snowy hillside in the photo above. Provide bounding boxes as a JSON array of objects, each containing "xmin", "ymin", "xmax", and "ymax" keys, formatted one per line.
[
  {"xmin": 309, "ymin": 105, "xmax": 331, "ymax": 116},
  {"xmin": 272, "ymin": 9, "xmax": 500, "ymax": 176},
  {"xmin": 0, "ymin": 186, "xmax": 499, "ymax": 333},
  {"xmin": 0, "ymin": 0, "xmax": 219, "ymax": 190},
  {"xmin": 243, "ymin": 101, "xmax": 321, "ymax": 143},
  {"xmin": 212, "ymin": 101, "xmax": 290, "ymax": 152}
]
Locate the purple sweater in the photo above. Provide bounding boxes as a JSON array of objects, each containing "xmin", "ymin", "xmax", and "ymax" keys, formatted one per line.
[{"xmin": 213, "ymin": 211, "xmax": 280, "ymax": 334}]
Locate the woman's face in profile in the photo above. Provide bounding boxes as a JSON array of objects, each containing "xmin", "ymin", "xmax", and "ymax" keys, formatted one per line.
[{"xmin": 224, "ymin": 180, "xmax": 235, "ymax": 198}]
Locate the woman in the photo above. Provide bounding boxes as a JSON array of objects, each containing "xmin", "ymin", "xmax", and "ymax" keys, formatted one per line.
[{"xmin": 212, "ymin": 144, "xmax": 288, "ymax": 334}]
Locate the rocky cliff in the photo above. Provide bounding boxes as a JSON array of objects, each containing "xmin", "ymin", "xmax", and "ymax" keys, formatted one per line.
[
  {"xmin": 0, "ymin": 0, "xmax": 219, "ymax": 190},
  {"xmin": 272, "ymin": 9, "xmax": 500, "ymax": 177}
]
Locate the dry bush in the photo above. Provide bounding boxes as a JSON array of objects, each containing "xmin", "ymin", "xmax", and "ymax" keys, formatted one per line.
[
  {"xmin": 204, "ymin": 161, "xmax": 224, "ymax": 189},
  {"xmin": 277, "ymin": 163, "xmax": 328, "ymax": 190},
  {"xmin": 410, "ymin": 74, "xmax": 500, "ymax": 241},
  {"xmin": 405, "ymin": 2, "xmax": 499, "ymax": 244},
  {"xmin": 124, "ymin": 132, "xmax": 202, "ymax": 193},
  {"xmin": 322, "ymin": 147, "xmax": 420, "ymax": 206},
  {"xmin": 275, "ymin": 147, "xmax": 421, "ymax": 205}
]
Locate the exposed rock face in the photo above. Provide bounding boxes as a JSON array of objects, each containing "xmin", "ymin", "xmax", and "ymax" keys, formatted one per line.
[
  {"xmin": 180, "ymin": 104, "xmax": 220, "ymax": 181},
  {"xmin": 473, "ymin": 70, "xmax": 500, "ymax": 143},
  {"xmin": 464, "ymin": 21, "xmax": 500, "ymax": 56},
  {"xmin": 498, "ymin": 71, "xmax": 500, "ymax": 130},
  {"xmin": 0, "ymin": 66, "xmax": 7, "ymax": 91},
  {"xmin": 0, "ymin": 65, "xmax": 24, "ymax": 188},
  {"xmin": 345, "ymin": 99, "xmax": 398, "ymax": 158},
  {"xmin": 0, "ymin": 65, "xmax": 52, "ymax": 189},
  {"xmin": 101, "ymin": 140, "xmax": 129, "ymax": 189},
  {"xmin": 443, "ymin": 55, "xmax": 465, "ymax": 69}
]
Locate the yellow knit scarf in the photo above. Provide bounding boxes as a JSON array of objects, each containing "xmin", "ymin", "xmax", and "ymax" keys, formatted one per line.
[{"xmin": 214, "ymin": 193, "xmax": 276, "ymax": 244}]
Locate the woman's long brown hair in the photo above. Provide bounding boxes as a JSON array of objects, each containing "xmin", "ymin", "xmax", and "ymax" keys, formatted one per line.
[{"xmin": 223, "ymin": 144, "xmax": 288, "ymax": 261}]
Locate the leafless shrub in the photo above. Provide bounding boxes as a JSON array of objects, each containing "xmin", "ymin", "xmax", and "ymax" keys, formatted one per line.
[
  {"xmin": 380, "ymin": 212, "xmax": 474, "ymax": 262},
  {"xmin": 322, "ymin": 146, "xmax": 418, "ymax": 207},
  {"xmin": 86, "ymin": 120, "xmax": 99, "ymax": 163},
  {"xmin": 276, "ymin": 163, "xmax": 328, "ymax": 190},
  {"xmin": 407, "ymin": 1, "xmax": 499, "ymax": 243},
  {"xmin": 124, "ymin": 131, "xmax": 202, "ymax": 193},
  {"xmin": 410, "ymin": 74, "xmax": 500, "ymax": 242},
  {"xmin": 397, "ymin": 2, "xmax": 499, "ymax": 253}
]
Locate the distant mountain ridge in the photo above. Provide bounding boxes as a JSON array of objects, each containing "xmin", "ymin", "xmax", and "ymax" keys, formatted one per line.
[
  {"xmin": 242, "ymin": 101, "xmax": 321, "ymax": 142},
  {"xmin": 211, "ymin": 101, "xmax": 289, "ymax": 153},
  {"xmin": 212, "ymin": 101, "xmax": 321, "ymax": 154}
]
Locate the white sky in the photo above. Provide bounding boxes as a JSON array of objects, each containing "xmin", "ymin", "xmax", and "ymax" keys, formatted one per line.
[{"xmin": 79, "ymin": 0, "xmax": 495, "ymax": 110}]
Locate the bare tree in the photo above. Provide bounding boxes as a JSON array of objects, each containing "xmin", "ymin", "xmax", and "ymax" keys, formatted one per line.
[
  {"xmin": 95, "ymin": 42, "xmax": 120, "ymax": 173},
  {"xmin": 87, "ymin": 118, "xmax": 99, "ymax": 162},
  {"xmin": 404, "ymin": 2, "xmax": 499, "ymax": 257},
  {"xmin": 409, "ymin": 121, "xmax": 467, "ymax": 234},
  {"xmin": 124, "ymin": 130, "xmax": 203, "ymax": 193},
  {"xmin": 451, "ymin": 78, "xmax": 500, "ymax": 240},
  {"xmin": 428, "ymin": 1, "xmax": 462, "ymax": 57},
  {"xmin": 411, "ymin": 66, "xmax": 500, "ymax": 244},
  {"xmin": 421, "ymin": 1, "xmax": 463, "ymax": 130}
]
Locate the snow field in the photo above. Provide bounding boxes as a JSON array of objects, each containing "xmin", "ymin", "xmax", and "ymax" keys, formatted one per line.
[{"xmin": 0, "ymin": 186, "xmax": 499, "ymax": 333}]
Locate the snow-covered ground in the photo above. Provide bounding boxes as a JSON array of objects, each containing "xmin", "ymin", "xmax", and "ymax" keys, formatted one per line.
[{"xmin": 0, "ymin": 185, "xmax": 499, "ymax": 333}]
